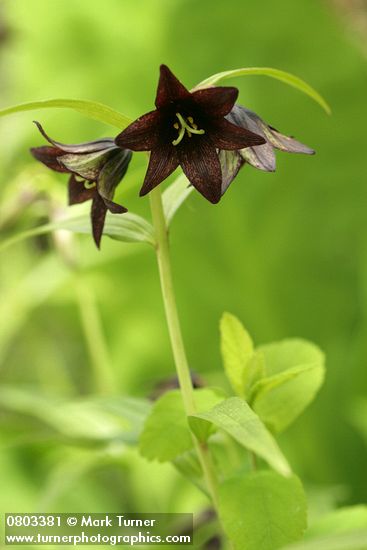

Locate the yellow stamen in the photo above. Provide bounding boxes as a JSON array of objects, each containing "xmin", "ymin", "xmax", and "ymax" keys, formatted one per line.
[
  {"xmin": 172, "ymin": 112, "xmax": 205, "ymax": 146},
  {"xmin": 84, "ymin": 181, "xmax": 96, "ymax": 189}
]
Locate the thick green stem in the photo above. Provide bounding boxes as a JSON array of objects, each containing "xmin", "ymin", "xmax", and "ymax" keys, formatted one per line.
[{"xmin": 149, "ymin": 187, "xmax": 220, "ymax": 510}]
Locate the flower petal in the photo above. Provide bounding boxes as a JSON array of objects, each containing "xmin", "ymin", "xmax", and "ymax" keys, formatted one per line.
[
  {"xmin": 155, "ymin": 64, "xmax": 191, "ymax": 109},
  {"xmin": 91, "ymin": 194, "xmax": 108, "ymax": 249},
  {"xmin": 30, "ymin": 146, "xmax": 69, "ymax": 173},
  {"xmin": 33, "ymin": 121, "xmax": 116, "ymax": 153},
  {"xmin": 115, "ymin": 110, "xmax": 163, "ymax": 151},
  {"xmin": 192, "ymin": 87, "xmax": 238, "ymax": 116},
  {"xmin": 139, "ymin": 145, "xmax": 179, "ymax": 196},
  {"xmin": 177, "ymin": 138, "xmax": 222, "ymax": 204},
  {"xmin": 59, "ymin": 149, "xmax": 116, "ymax": 180},
  {"xmin": 219, "ymin": 149, "xmax": 244, "ymax": 195},
  {"xmin": 209, "ymin": 118, "xmax": 266, "ymax": 151},
  {"xmin": 265, "ymin": 126, "xmax": 315, "ymax": 154},
  {"xmin": 68, "ymin": 174, "xmax": 95, "ymax": 205}
]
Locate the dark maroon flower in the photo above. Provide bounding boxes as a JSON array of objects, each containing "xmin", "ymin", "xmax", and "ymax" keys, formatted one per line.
[
  {"xmin": 30, "ymin": 122, "xmax": 132, "ymax": 248},
  {"xmin": 220, "ymin": 105, "xmax": 315, "ymax": 194},
  {"xmin": 115, "ymin": 65, "xmax": 266, "ymax": 204}
]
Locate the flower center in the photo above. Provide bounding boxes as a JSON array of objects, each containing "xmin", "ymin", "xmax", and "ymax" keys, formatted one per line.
[
  {"xmin": 172, "ymin": 113, "xmax": 205, "ymax": 146},
  {"xmin": 84, "ymin": 181, "xmax": 96, "ymax": 189}
]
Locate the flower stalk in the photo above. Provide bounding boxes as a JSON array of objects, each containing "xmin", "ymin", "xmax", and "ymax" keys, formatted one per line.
[{"xmin": 149, "ymin": 186, "xmax": 220, "ymax": 511}]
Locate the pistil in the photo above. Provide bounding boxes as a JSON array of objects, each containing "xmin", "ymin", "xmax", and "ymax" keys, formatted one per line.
[{"xmin": 172, "ymin": 113, "xmax": 205, "ymax": 146}]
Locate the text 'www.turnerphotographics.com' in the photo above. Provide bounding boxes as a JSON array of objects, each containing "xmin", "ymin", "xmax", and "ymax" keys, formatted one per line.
[{"xmin": 5, "ymin": 513, "xmax": 193, "ymax": 546}]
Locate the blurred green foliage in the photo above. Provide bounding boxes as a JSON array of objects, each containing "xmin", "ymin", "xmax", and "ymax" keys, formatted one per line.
[{"xmin": 0, "ymin": 0, "xmax": 366, "ymax": 541}]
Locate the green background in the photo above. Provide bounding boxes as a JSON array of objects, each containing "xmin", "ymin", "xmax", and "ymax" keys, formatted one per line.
[{"xmin": 0, "ymin": 0, "xmax": 366, "ymax": 538}]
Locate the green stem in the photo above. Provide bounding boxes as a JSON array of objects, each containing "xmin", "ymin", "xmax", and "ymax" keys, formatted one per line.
[
  {"xmin": 149, "ymin": 187, "xmax": 220, "ymax": 511},
  {"xmin": 74, "ymin": 276, "xmax": 115, "ymax": 395}
]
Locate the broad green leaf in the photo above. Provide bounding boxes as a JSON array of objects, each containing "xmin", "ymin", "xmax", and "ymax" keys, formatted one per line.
[
  {"xmin": 0, "ymin": 99, "xmax": 132, "ymax": 129},
  {"xmin": 189, "ymin": 397, "xmax": 291, "ymax": 476},
  {"xmin": 0, "ymin": 386, "xmax": 151, "ymax": 444},
  {"xmin": 282, "ymin": 531, "xmax": 367, "ymax": 550},
  {"xmin": 220, "ymin": 312, "xmax": 263, "ymax": 397},
  {"xmin": 195, "ymin": 67, "xmax": 330, "ymax": 114},
  {"xmin": 252, "ymin": 339, "xmax": 325, "ymax": 432},
  {"xmin": 218, "ymin": 471, "xmax": 307, "ymax": 550},
  {"xmin": 306, "ymin": 506, "xmax": 367, "ymax": 539},
  {"xmin": 139, "ymin": 388, "xmax": 224, "ymax": 462},
  {"xmin": 0, "ymin": 212, "xmax": 155, "ymax": 252},
  {"xmin": 162, "ymin": 173, "xmax": 193, "ymax": 225}
]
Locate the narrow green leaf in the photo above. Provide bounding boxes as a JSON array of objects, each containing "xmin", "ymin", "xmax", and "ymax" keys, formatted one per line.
[
  {"xmin": 162, "ymin": 173, "xmax": 193, "ymax": 225},
  {"xmin": 0, "ymin": 212, "xmax": 155, "ymax": 252},
  {"xmin": 139, "ymin": 388, "xmax": 225, "ymax": 462},
  {"xmin": 218, "ymin": 471, "xmax": 307, "ymax": 550},
  {"xmin": 0, "ymin": 386, "xmax": 151, "ymax": 444},
  {"xmin": 220, "ymin": 313, "xmax": 263, "ymax": 398},
  {"xmin": 252, "ymin": 339, "xmax": 325, "ymax": 432},
  {"xmin": 0, "ymin": 99, "xmax": 132, "ymax": 129},
  {"xmin": 195, "ymin": 67, "xmax": 330, "ymax": 114},
  {"xmin": 306, "ymin": 506, "xmax": 367, "ymax": 540},
  {"xmin": 189, "ymin": 397, "xmax": 291, "ymax": 476},
  {"xmin": 282, "ymin": 531, "xmax": 367, "ymax": 550}
]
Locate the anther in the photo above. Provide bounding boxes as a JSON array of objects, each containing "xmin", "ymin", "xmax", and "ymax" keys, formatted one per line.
[
  {"xmin": 172, "ymin": 113, "xmax": 205, "ymax": 146},
  {"xmin": 84, "ymin": 181, "xmax": 96, "ymax": 190}
]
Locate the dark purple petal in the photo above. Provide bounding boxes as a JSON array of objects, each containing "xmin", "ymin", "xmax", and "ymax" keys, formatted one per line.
[
  {"xmin": 177, "ymin": 138, "xmax": 222, "ymax": 204},
  {"xmin": 30, "ymin": 146, "xmax": 69, "ymax": 173},
  {"xmin": 209, "ymin": 118, "xmax": 266, "ymax": 150},
  {"xmin": 91, "ymin": 194, "xmax": 108, "ymax": 249},
  {"xmin": 115, "ymin": 110, "xmax": 163, "ymax": 151},
  {"xmin": 139, "ymin": 145, "xmax": 179, "ymax": 196},
  {"xmin": 155, "ymin": 64, "xmax": 191, "ymax": 109},
  {"xmin": 33, "ymin": 121, "xmax": 116, "ymax": 153},
  {"xmin": 98, "ymin": 149, "xmax": 132, "ymax": 199},
  {"xmin": 192, "ymin": 87, "xmax": 238, "ymax": 116},
  {"xmin": 68, "ymin": 174, "xmax": 95, "ymax": 205},
  {"xmin": 219, "ymin": 150, "xmax": 244, "ymax": 195},
  {"xmin": 102, "ymin": 197, "xmax": 127, "ymax": 214}
]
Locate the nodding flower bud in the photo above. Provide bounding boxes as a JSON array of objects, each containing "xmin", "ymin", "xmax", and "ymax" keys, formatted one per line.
[{"xmin": 30, "ymin": 122, "xmax": 132, "ymax": 248}]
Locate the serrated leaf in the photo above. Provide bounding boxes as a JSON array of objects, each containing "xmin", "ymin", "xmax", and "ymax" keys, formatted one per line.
[
  {"xmin": 0, "ymin": 212, "xmax": 155, "ymax": 252},
  {"xmin": 195, "ymin": 67, "xmax": 330, "ymax": 114},
  {"xmin": 139, "ymin": 388, "xmax": 224, "ymax": 462},
  {"xmin": 189, "ymin": 397, "xmax": 291, "ymax": 476},
  {"xmin": 252, "ymin": 339, "xmax": 325, "ymax": 433},
  {"xmin": 218, "ymin": 471, "xmax": 307, "ymax": 550},
  {"xmin": 0, "ymin": 99, "xmax": 132, "ymax": 129},
  {"xmin": 0, "ymin": 386, "xmax": 151, "ymax": 444},
  {"xmin": 220, "ymin": 313, "xmax": 263, "ymax": 398},
  {"xmin": 162, "ymin": 173, "xmax": 193, "ymax": 225}
]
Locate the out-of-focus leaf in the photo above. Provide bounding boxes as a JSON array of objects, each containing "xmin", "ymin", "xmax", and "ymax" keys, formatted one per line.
[
  {"xmin": 282, "ymin": 531, "xmax": 367, "ymax": 550},
  {"xmin": 220, "ymin": 312, "xmax": 263, "ymax": 397},
  {"xmin": 189, "ymin": 397, "xmax": 291, "ymax": 476},
  {"xmin": 251, "ymin": 339, "xmax": 325, "ymax": 432},
  {"xmin": 218, "ymin": 471, "xmax": 307, "ymax": 550},
  {"xmin": 195, "ymin": 67, "xmax": 330, "ymax": 114},
  {"xmin": 0, "ymin": 212, "xmax": 155, "ymax": 251},
  {"xmin": 139, "ymin": 388, "xmax": 225, "ymax": 462},
  {"xmin": 162, "ymin": 173, "xmax": 193, "ymax": 225},
  {"xmin": 0, "ymin": 99, "xmax": 132, "ymax": 129},
  {"xmin": 0, "ymin": 386, "xmax": 151, "ymax": 444},
  {"xmin": 306, "ymin": 506, "xmax": 367, "ymax": 539}
]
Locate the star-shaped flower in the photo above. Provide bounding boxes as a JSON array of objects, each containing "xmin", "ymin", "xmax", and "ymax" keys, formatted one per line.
[
  {"xmin": 115, "ymin": 65, "xmax": 266, "ymax": 204},
  {"xmin": 31, "ymin": 122, "xmax": 132, "ymax": 248}
]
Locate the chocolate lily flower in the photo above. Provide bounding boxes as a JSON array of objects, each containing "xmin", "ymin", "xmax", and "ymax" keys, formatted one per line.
[
  {"xmin": 115, "ymin": 65, "xmax": 266, "ymax": 204},
  {"xmin": 30, "ymin": 122, "xmax": 132, "ymax": 248},
  {"xmin": 221, "ymin": 104, "xmax": 315, "ymax": 193}
]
